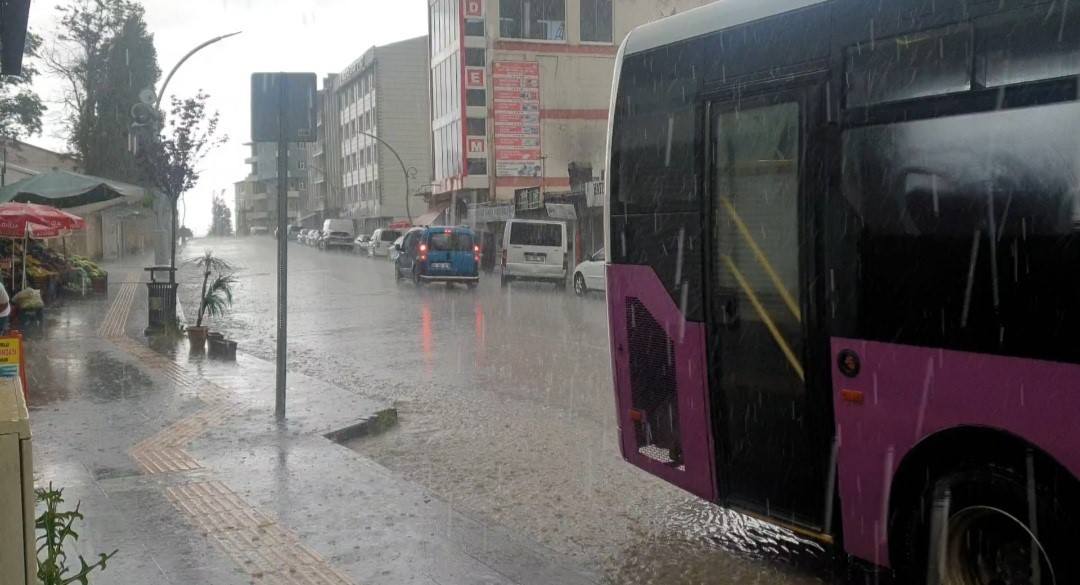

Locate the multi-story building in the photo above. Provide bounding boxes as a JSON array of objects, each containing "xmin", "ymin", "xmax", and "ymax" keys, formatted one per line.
[
  {"xmin": 310, "ymin": 74, "xmax": 343, "ymax": 226},
  {"xmin": 427, "ymin": 0, "xmax": 712, "ymax": 239},
  {"xmin": 335, "ymin": 36, "xmax": 433, "ymax": 234},
  {"xmin": 238, "ymin": 141, "xmax": 311, "ymax": 233}
]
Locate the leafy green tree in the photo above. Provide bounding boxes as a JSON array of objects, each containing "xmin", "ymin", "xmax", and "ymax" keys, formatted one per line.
[
  {"xmin": 0, "ymin": 31, "xmax": 48, "ymax": 186},
  {"xmin": 209, "ymin": 191, "xmax": 233, "ymax": 237},
  {"xmin": 46, "ymin": 0, "xmax": 159, "ymax": 182}
]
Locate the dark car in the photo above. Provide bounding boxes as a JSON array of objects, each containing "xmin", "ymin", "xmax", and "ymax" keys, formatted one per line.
[{"xmin": 394, "ymin": 226, "xmax": 480, "ymax": 288}]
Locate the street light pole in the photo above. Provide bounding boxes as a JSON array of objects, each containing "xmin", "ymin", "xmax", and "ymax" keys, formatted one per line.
[
  {"xmin": 356, "ymin": 130, "xmax": 412, "ymax": 224},
  {"xmin": 155, "ymin": 32, "xmax": 243, "ymax": 110}
]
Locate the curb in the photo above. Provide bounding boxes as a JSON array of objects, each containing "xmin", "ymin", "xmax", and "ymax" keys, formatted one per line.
[{"xmin": 324, "ymin": 408, "xmax": 399, "ymax": 443}]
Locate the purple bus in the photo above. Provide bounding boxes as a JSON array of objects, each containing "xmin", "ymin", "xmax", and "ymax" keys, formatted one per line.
[{"xmin": 605, "ymin": 1, "xmax": 1080, "ymax": 582}]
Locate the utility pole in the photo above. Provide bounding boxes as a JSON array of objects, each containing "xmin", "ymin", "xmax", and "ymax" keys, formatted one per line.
[{"xmin": 274, "ymin": 81, "xmax": 288, "ymax": 420}]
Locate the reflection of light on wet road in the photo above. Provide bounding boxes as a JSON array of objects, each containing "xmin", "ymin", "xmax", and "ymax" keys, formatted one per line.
[
  {"xmin": 421, "ymin": 301, "xmax": 434, "ymax": 369},
  {"xmin": 475, "ymin": 302, "xmax": 484, "ymax": 356}
]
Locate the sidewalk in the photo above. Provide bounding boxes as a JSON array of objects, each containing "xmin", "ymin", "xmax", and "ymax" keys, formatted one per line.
[{"xmin": 24, "ymin": 258, "xmax": 597, "ymax": 584}]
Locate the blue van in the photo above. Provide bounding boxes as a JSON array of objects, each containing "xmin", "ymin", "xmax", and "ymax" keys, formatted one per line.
[{"xmin": 394, "ymin": 226, "xmax": 480, "ymax": 288}]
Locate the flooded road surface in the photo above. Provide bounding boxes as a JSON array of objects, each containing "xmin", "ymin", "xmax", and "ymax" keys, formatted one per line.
[{"xmin": 177, "ymin": 237, "xmax": 842, "ymax": 584}]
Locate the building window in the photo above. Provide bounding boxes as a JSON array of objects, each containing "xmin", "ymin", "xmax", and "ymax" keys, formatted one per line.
[
  {"xmin": 297, "ymin": 141, "xmax": 307, "ymax": 150},
  {"xmin": 298, "ymin": 160, "xmax": 307, "ymax": 170},
  {"xmin": 465, "ymin": 18, "xmax": 485, "ymax": 37},
  {"xmin": 467, "ymin": 117, "xmax": 486, "ymax": 136},
  {"xmin": 467, "ymin": 158, "xmax": 488, "ymax": 175},
  {"xmin": 500, "ymin": 0, "xmax": 565, "ymax": 40},
  {"xmin": 580, "ymin": 0, "xmax": 612, "ymax": 43},
  {"xmin": 465, "ymin": 48, "xmax": 486, "ymax": 67},
  {"xmin": 466, "ymin": 89, "xmax": 486, "ymax": 107}
]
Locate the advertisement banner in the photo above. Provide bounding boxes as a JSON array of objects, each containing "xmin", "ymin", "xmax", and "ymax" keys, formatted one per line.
[
  {"xmin": 465, "ymin": 67, "xmax": 485, "ymax": 88},
  {"xmin": 494, "ymin": 124, "xmax": 539, "ymax": 135},
  {"xmin": 492, "ymin": 60, "xmax": 542, "ymax": 176},
  {"xmin": 499, "ymin": 161, "xmax": 543, "ymax": 177},
  {"xmin": 465, "ymin": 0, "xmax": 483, "ymax": 18}
]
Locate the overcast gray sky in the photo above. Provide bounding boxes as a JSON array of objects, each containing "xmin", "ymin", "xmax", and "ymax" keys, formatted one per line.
[{"xmin": 27, "ymin": 0, "xmax": 428, "ymax": 234}]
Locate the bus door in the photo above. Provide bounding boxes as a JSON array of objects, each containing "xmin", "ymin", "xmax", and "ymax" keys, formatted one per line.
[{"xmin": 707, "ymin": 83, "xmax": 833, "ymax": 533}]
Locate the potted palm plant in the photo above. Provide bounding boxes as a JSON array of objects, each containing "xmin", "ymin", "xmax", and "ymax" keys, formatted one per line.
[{"xmin": 185, "ymin": 250, "xmax": 236, "ymax": 351}]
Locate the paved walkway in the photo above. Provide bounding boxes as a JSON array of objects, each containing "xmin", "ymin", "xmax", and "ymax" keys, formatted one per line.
[{"xmin": 25, "ymin": 255, "xmax": 596, "ymax": 584}]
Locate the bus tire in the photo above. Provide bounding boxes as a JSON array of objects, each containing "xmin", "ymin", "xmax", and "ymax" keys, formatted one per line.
[{"xmin": 891, "ymin": 456, "xmax": 1077, "ymax": 585}]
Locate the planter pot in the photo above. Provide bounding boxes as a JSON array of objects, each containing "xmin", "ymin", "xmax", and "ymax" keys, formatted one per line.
[
  {"xmin": 187, "ymin": 326, "xmax": 209, "ymax": 351},
  {"xmin": 92, "ymin": 275, "xmax": 108, "ymax": 295},
  {"xmin": 208, "ymin": 331, "xmax": 225, "ymax": 341},
  {"xmin": 208, "ymin": 337, "xmax": 238, "ymax": 361}
]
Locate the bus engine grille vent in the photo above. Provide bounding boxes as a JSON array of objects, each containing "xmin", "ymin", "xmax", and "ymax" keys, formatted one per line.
[{"xmin": 625, "ymin": 297, "xmax": 684, "ymax": 470}]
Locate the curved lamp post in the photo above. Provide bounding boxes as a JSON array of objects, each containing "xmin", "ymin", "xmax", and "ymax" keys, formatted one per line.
[
  {"xmin": 356, "ymin": 130, "xmax": 413, "ymax": 224},
  {"xmin": 156, "ymin": 32, "xmax": 243, "ymax": 109}
]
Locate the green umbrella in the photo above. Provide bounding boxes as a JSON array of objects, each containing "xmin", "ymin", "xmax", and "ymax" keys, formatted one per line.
[{"xmin": 0, "ymin": 169, "xmax": 127, "ymax": 209}]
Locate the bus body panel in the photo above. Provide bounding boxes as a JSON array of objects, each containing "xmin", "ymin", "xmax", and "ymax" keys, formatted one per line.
[
  {"xmin": 607, "ymin": 263, "xmax": 718, "ymax": 502},
  {"xmin": 831, "ymin": 338, "xmax": 1080, "ymax": 566},
  {"xmin": 608, "ymin": 0, "xmax": 1080, "ymax": 573}
]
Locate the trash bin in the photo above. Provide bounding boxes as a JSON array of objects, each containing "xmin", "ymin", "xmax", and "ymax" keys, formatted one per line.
[{"xmin": 144, "ymin": 266, "xmax": 178, "ymax": 336}]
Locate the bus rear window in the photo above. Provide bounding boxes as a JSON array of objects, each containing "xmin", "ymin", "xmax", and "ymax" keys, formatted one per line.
[
  {"xmin": 429, "ymin": 232, "xmax": 473, "ymax": 251},
  {"xmin": 509, "ymin": 223, "xmax": 561, "ymax": 246}
]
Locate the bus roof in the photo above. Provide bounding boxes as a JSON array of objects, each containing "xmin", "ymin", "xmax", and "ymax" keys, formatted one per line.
[{"xmin": 624, "ymin": 0, "xmax": 827, "ymax": 56}]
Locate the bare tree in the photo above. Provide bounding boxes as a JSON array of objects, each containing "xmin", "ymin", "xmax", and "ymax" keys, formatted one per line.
[{"xmin": 136, "ymin": 91, "xmax": 228, "ymax": 272}]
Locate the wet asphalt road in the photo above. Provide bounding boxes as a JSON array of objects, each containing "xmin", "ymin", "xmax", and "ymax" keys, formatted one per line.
[{"xmin": 177, "ymin": 236, "xmax": 840, "ymax": 585}]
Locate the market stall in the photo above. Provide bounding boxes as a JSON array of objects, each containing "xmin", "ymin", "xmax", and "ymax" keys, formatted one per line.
[{"xmin": 0, "ymin": 203, "xmax": 106, "ymax": 320}]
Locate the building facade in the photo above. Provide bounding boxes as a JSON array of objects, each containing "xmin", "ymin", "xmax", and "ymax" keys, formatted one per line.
[
  {"xmin": 1, "ymin": 141, "xmax": 81, "ymax": 186},
  {"xmin": 310, "ymin": 74, "xmax": 343, "ymax": 226},
  {"xmin": 236, "ymin": 141, "xmax": 311, "ymax": 233},
  {"xmin": 427, "ymin": 0, "xmax": 713, "ymax": 228},
  {"xmin": 335, "ymin": 36, "xmax": 432, "ymax": 234}
]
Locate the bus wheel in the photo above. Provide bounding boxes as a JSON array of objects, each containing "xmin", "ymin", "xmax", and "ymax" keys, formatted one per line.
[{"xmin": 894, "ymin": 459, "xmax": 1076, "ymax": 585}]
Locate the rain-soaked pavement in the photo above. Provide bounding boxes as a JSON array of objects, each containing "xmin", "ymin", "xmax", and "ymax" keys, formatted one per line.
[{"xmin": 174, "ymin": 236, "xmax": 844, "ymax": 584}]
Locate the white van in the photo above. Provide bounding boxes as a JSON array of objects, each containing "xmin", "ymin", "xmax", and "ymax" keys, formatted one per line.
[
  {"xmin": 369, "ymin": 227, "xmax": 403, "ymax": 258},
  {"xmin": 501, "ymin": 219, "xmax": 568, "ymax": 287}
]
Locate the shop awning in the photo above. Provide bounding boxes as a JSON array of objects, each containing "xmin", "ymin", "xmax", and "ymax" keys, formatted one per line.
[
  {"xmin": 0, "ymin": 169, "xmax": 141, "ymax": 209},
  {"xmin": 413, "ymin": 204, "xmax": 449, "ymax": 227}
]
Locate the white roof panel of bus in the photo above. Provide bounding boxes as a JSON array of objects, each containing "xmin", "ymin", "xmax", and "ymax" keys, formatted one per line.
[{"xmin": 624, "ymin": 0, "xmax": 828, "ymax": 56}]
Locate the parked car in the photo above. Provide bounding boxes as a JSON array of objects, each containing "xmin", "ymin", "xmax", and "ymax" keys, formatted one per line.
[
  {"xmin": 573, "ymin": 248, "xmax": 606, "ymax": 295},
  {"xmin": 395, "ymin": 226, "xmax": 480, "ymax": 288},
  {"xmin": 388, "ymin": 236, "xmax": 405, "ymax": 262},
  {"xmin": 320, "ymin": 219, "xmax": 354, "ymax": 251},
  {"xmin": 501, "ymin": 219, "xmax": 568, "ymax": 288},
  {"xmin": 320, "ymin": 230, "xmax": 354, "ymax": 251},
  {"xmin": 353, "ymin": 234, "xmax": 372, "ymax": 255},
  {"xmin": 369, "ymin": 228, "xmax": 402, "ymax": 258}
]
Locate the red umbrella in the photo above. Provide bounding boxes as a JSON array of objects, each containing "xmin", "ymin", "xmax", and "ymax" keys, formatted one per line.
[
  {"xmin": 0, "ymin": 203, "xmax": 84, "ymax": 290},
  {"xmin": 0, "ymin": 202, "xmax": 84, "ymax": 231}
]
